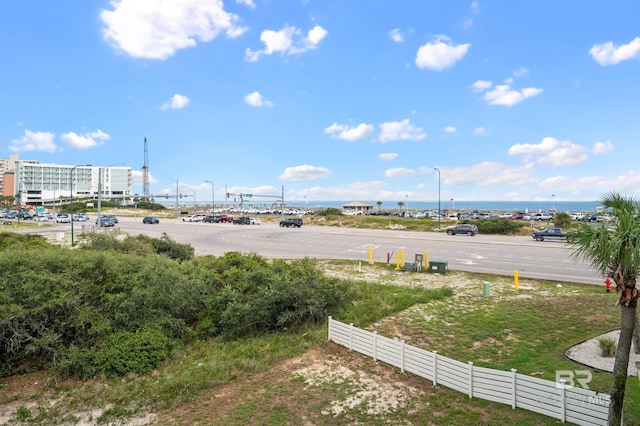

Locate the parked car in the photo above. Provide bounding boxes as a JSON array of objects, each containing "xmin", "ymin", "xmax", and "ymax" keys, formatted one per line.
[
  {"xmin": 445, "ymin": 223, "xmax": 478, "ymax": 236},
  {"xmin": 72, "ymin": 213, "xmax": 88, "ymax": 222},
  {"xmin": 104, "ymin": 214, "xmax": 118, "ymax": 224},
  {"xmin": 142, "ymin": 216, "xmax": 159, "ymax": 224},
  {"xmin": 203, "ymin": 215, "xmax": 220, "ymax": 223},
  {"xmin": 232, "ymin": 216, "xmax": 251, "ymax": 225},
  {"xmin": 218, "ymin": 215, "xmax": 233, "ymax": 223},
  {"xmin": 56, "ymin": 213, "xmax": 70, "ymax": 223},
  {"xmin": 280, "ymin": 218, "xmax": 303, "ymax": 228},
  {"xmin": 249, "ymin": 217, "xmax": 261, "ymax": 225},
  {"xmin": 96, "ymin": 216, "xmax": 115, "ymax": 227},
  {"xmin": 509, "ymin": 213, "xmax": 525, "ymax": 220}
]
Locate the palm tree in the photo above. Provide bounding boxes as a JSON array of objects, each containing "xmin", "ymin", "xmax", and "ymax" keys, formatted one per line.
[
  {"xmin": 567, "ymin": 192, "xmax": 640, "ymax": 425},
  {"xmin": 397, "ymin": 201, "xmax": 404, "ymax": 211},
  {"xmin": 376, "ymin": 201, "xmax": 382, "ymax": 211}
]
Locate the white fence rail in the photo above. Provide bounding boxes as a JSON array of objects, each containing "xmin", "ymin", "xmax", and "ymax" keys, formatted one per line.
[{"xmin": 328, "ymin": 317, "xmax": 611, "ymax": 426}]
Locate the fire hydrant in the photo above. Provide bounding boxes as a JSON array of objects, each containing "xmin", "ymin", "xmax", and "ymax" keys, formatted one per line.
[{"xmin": 604, "ymin": 276, "xmax": 612, "ymax": 293}]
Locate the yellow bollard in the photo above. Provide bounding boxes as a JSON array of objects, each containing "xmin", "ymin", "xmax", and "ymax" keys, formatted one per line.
[
  {"xmin": 514, "ymin": 270, "xmax": 519, "ymax": 291},
  {"xmin": 424, "ymin": 250, "xmax": 429, "ymax": 270},
  {"xmin": 395, "ymin": 251, "xmax": 400, "ymax": 270},
  {"xmin": 368, "ymin": 246, "xmax": 373, "ymax": 264},
  {"xmin": 401, "ymin": 249, "xmax": 405, "ymax": 266}
]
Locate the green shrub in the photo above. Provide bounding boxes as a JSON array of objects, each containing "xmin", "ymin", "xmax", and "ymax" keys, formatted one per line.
[
  {"xmin": 463, "ymin": 218, "xmax": 523, "ymax": 235},
  {"xmin": 554, "ymin": 212, "xmax": 572, "ymax": 228},
  {"xmin": 93, "ymin": 328, "xmax": 172, "ymax": 377},
  {"xmin": 0, "ymin": 232, "xmax": 50, "ymax": 251},
  {"xmin": 598, "ymin": 336, "xmax": 616, "ymax": 357},
  {"xmin": 316, "ymin": 207, "xmax": 343, "ymax": 216}
]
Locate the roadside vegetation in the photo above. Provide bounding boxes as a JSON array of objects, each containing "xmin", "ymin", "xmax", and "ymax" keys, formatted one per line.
[{"xmin": 1, "ymin": 227, "xmax": 638, "ymax": 425}]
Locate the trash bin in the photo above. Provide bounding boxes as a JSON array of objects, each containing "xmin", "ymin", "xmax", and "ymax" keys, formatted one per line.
[{"xmin": 482, "ymin": 281, "xmax": 491, "ymax": 297}]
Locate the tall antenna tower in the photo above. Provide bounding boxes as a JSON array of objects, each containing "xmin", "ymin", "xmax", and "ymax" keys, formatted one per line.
[{"xmin": 142, "ymin": 137, "xmax": 150, "ymax": 200}]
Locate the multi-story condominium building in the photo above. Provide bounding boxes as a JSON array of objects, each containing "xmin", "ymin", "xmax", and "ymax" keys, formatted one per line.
[
  {"xmin": 12, "ymin": 161, "xmax": 132, "ymax": 206},
  {"xmin": 0, "ymin": 154, "xmax": 38, "ymax": 197}
]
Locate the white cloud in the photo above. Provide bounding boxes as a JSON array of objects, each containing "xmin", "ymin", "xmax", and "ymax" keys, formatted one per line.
[
  {"xmin": 9, "ymin": 130, "xmax": 56, "ymax": 153},
  {"xmin": 471, "ymin": 1, "xmax": 480, "ymax": 14},
  {"xmin": 385, "ymin": 166, "xmax": 437, "ymax": 178},
  {"xmin": 389, "ymin": 28, "xmax": 403, "ymax": 43},
  {"xmin": 131, "ymin": 169, "xmax": 158, "ymax": 187},
  {"xmin": 100, "ymin": 0, "xmax": 247, "ymax": 60},
  {"xmin": 593, "ymin": 140, "xmax": 614, "ymax": 154},
  {"xmin": 415, "ymin": 35, "xmax": 470, "ymax": 71},
  {"xmin": 589, "ymin": 37, "xmax": 640, "ymax": 66},
  {"xmin": 445, "ymin": 162, "xmax": 538, "ymax": 186},
  {"xmin": 245, "ymin": 25, "xmax": 328, "ymax": 62},
  {"xmin": 161, "ymin": 93, "xmax": 190, "ymax": 110},
  {"xmin": 474, "ymin": 126, "xmax": 486, "ymax": 135},
  {"xmin": 482, "ymin": 83, "xmax": 542, "ymax": 107},
  {"xmin": 379, "ymin": 119, "xmax": 426, "ymax": 142},
  {"xmin": 324, "ymin": 122, "xmax": 375, "ymax": 141},
  {"xmin": 508, "ymin": 136, "xmax": 589, "ymax": 166},
  {"xmin": 236, "ymin": 0, "xmax": 255, "ymax": 8},
  {"xmin": 470, "ymin": 80, "xmax": 492, "ymax": 92},
  {"xmin": 279, "ymin": 165, "xmax": 331, "ymax": 181},
  {"xmin": 244, "ymin": 91, "xmax": 273, "ymax": 107},
  {"xmin": 379, "ymin": 153, "xmax": 398, "ymax": 161},
  {"xmin": 513, "ymin": 67, "xmax": 529, "ymax": 77},
  {"xmin": 60, "ymin": 129, "xmax": 110, "ymax": 149},
  {"xmin": 444, "ymin": 126, "xmax": 457, "ymax": 134}
]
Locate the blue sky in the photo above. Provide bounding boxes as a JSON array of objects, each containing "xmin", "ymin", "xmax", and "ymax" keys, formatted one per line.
[{"xmin": 1, "ymin": 1, "xmax": 639, "ymax": 203}]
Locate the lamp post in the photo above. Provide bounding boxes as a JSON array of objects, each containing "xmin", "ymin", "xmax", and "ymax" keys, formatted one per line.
[
  {"xmin": 434, "ymin": 167, "xmax": 441, "ymax": 229},
  {"xmin": 70, "ymin": 164, "xmax": 91, "ymax": 246},
  {"xmin": 552, "ymin": 194, "xmax": 555, "ymax": 211},
  {"xmin": 205, "ymin": 180, "xmax": 214, "ymax": 213}
]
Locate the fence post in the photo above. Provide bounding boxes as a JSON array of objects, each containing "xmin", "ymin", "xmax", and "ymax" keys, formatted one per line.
[
  {"xmin": 328, "ymin": 316, "xmax": 332, "ymax": 342},
  {"xmin": 401, "ymin": 340, "xmax": 405, "ymax": 373},
  {"xmin": 349, "ymin": 323, "xmax": 354, "ymax": 351},
  {"xmin": 373, "ymin": 331, "xmax": 378, "ymax": 361},
  {"xmin": 433, "ymin": 350, "xmax": 438, "ymax": 386},
  {"xmin": 560, "ymin": 379, "xmax": 566, "ymax": 423},
  {"xmin": 468, "ymin": 361, "xmax": 474, "ymax": 399},
  {"xmin": 511, "ymin": 369, "xmax": 517, "ymax": 409}
]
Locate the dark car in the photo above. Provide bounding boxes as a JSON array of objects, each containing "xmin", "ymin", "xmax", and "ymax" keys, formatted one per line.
[
  {"xmin": 105, "ymin": 214, "xmax": 119, "ymax": 224},
  {"xmin": 280, "ymin": 218, "xmax": 303, "ymax": 228},
  {"xmin": 232, "ymin": 216, "xmax": 251, "ymax": 225},
  {"xmin": 445, "ymin": 223, "xmax": 478, "ymax": 236},
  {"xmin": 203, "ymin": 215, "xmax": 220, "ymax": 223},
  {"xmin": 143, "ymin": 216, "xmax": 159, "ymax": 224},
  {"xmin": 96, "ymin": 216, "xmax": 115, "ymax": 227}
]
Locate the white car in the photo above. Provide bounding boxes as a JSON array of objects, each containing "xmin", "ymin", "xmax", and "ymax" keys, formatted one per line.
[
  {"xmin": 72, "ymin": 213, "xmax": 88, "ymax": 222},
  {"xmin": 249, "ymin": 217, "xmax": 261, "ymax": 225},
  {"xmin": 56, "ymin": 213, "xmax": 70, "ymax": 223}
]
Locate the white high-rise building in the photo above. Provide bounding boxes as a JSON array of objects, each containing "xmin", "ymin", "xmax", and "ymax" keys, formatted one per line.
[{"xmin": 13, "ymin": 161, "xmax": 132, "ymax": 206}]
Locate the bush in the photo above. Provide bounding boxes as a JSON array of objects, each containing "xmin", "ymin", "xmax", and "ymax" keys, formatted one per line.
[
  {"xmin": 598, "ymin": 336, "xmax": 616, "ymax": 357},
  {"xmin": 315, "ymin": 208, "xmax": 343, "ymax": 217},
  {"xmin": 462, "ymin": 218, "xmax": 524, "ymax": 235},
  {"xmin": 554, "ymin": 212, "xmax": 572, "ymax": 228},
  {"xmin": 93, "ymin": 328, "xmax": 172, "ymax": 377}
]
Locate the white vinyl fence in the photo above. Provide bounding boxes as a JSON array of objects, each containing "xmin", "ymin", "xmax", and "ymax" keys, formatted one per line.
[{"xmin": 328, "ymin": 317, "xmax": 611, "ymax": 426}]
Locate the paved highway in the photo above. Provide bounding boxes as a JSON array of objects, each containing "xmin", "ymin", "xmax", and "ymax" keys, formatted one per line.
[{"xmin": 77, "ymin": 216, "xmax": 603, "ymax": 285}]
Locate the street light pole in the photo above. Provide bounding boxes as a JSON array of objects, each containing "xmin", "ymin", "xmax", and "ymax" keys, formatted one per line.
[
  {"xmin": 205, "ymin": 181, "xmax": 214, "ymax": 213},
  {"xmin": 434, "ymin": 167, "xmax": 441, "ymax": 229},
  {"xmin": 71, "ymin": 164, "xmax": 91, "ymax": 246},
  {"xmin": 552, "ymin": 194, "xmax": 555, "ymax": 211}
]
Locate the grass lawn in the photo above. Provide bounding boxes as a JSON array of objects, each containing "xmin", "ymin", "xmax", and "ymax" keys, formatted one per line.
[{"xmin": 1, "ymin": 261, "xmax": 638, "ymax": 425}]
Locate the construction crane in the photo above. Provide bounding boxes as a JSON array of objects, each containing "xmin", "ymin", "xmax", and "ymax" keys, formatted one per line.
[{"xmin": 142, "ymin": 137, "xmax": 149, "ymax": 201}]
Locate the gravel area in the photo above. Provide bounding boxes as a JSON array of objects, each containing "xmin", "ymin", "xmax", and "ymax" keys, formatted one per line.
[{"xmin": 566, "ymin": 330, "xmax": 640, "ymax": 376}]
